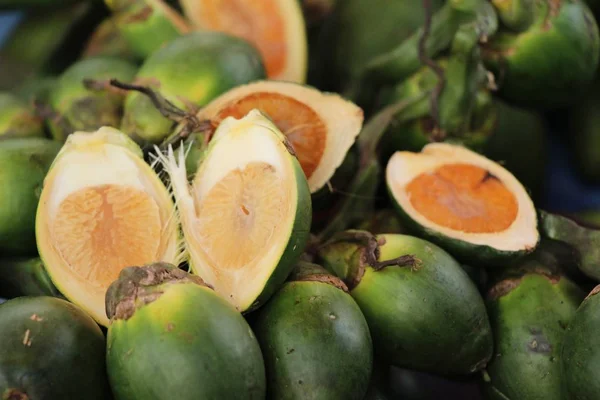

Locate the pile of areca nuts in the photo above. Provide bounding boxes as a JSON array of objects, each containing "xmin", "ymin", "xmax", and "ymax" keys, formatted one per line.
[{"xmin": 1, "ymin": 0, "xmax": 600, "ymax": 399}]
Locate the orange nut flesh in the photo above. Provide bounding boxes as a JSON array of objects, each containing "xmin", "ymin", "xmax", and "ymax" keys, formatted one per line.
[
  {"xmin": 215, "ymin": 92, "xmax": 326, "ymax": 179},
  {"xmin": 193, "ymin": 161, "xmax": 289, "ymax": 288},
  {"xmin": 51, "ymin": 184, "xmax": 162, "ymax": 289},
  {"xmin": 405, "ymin": 163, "xmax": 518, "ymax": 233}
]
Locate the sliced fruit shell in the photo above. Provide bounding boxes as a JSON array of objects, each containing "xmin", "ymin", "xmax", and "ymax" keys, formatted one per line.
[
  {"xmin": 195, "ymin": 80, "xmax": 363, "ymax": 193},
  {"xmin": 386, "ymin": 143, "xmax": 539, "ymax": 266},
  {"xmin": 155, "ymin": 109, "xmax": 311, "ymax": 312},
  {"xmin": 180, "ymin": 0, "xmax": 308, "ymax": 83},
  {"xmin": 35, "ymin": 126, "xmax": 181, "ymax": 326}
]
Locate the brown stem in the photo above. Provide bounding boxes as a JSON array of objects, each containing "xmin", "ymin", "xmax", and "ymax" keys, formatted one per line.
[
  {"xmin": 418, "ymin": 0, "xmax": 446, "ymax": 140},
  {"xmin": 322, "ymin": 230, "xmax": 421, "ymax": 272},
  {"xmin": 109, "ymin": 79, "xmax": 213, "ymax": 148},
  {"xmin": 83, "ymin": 78, "xmax": 129, "ymax": 95}
]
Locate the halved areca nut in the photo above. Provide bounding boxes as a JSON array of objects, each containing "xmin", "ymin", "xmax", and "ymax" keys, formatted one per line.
[
  {"xmin": 35, "ymin": 127, "xmax": 181, "ymax": 326},
  {"xmin": 180, "ymin": 0, "xmax": 307, "ymax": 83},
  {"xmin": 386, "ymin": 143, "xmax": 539, "ymax": 265},
  {"xmin": 157, "ymin": 109, "xmax": 311, "ymax": 312},
  {"xmin": 195, "ymin": 80, "xmax": 364, "ymax": 193}
]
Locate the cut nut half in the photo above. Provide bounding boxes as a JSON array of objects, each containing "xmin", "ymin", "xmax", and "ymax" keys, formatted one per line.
[{"xmin": 36, "ymin": 127, "xmax": 181, "ymax": 326}]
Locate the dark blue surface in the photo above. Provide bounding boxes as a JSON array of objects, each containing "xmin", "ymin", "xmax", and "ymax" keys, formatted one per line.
[
  {"xmin": 1, "ymin": 11, "xmax": 599, "ymax": 214},
  {"xmin": 0, "ymin": 12, "xmax": 21, "ymax": 39}
]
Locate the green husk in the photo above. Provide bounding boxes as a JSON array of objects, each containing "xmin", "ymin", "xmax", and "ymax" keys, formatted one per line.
[
  {"xmin": 539, "ymin": 210, "xmax": 600, "ymax": 282},
  {"xmin": 322, "ymin": 0, "xmax": 443, "ymax": 93},
  {"xmin": 252, "ymin": 262, "xmax": 373, "ymax": 400},
  {"xmin": 0, "ymin": 138, "xmax": 62, "ymax": 256},
  {"xmin": 561, "ymin": 285, "xmax": 600, "ymax": 399},
  {"xmin": 482, "ymin": 260, "xmax": 585, "ymax": 400},
  {"xmin": 106, "ymin": 0, "xmax": 191, "ymax": 60},
  {"xmin": 483, "ymin": 0, "xmax": 600, "ymax": 108},
  {"xmin": 318, "ymin": 231, "xmax": 493, "ymax": 375},
  {"xmin": 491, "ymin": 0, "xmax": 535, "ymax": 32},
  {"xmin": 46, "ymin": 56, "xmax": 137, "ymax": 141},
  {"xmin": 362, "ymin": 0, "xmax": 497, "ymax": 85},
  {"xmin": 0, "ymin": 257, "xmax": 60, "ymax": 299},
  {"xmin": 120, "ymin": 31, "xmax": 266, "ymax": 144},
  {"xmin": 0, "ymin": 92, "xmax": 44, "ymax": 139},
  {"xmin": 106, "ymin": 263, "xmax": 266, "ymax": 399},
  {"xmin": 377, "ymin": 17, "xmax": 496, "ymax": 158}
]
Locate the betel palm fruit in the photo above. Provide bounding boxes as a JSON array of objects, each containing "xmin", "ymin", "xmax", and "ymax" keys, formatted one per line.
[
  {"xmin": 482, "ymin": 258, "xmax": 585, "ymax": 400},
  {"xmin": 35, "ymin": 127, "xmax": 181, "ymax": 326},
  {"xmin": 386, "ymin": 143, "xmax": 539, "ymax": 266},
  {"xmin": 252, "ymin": 262, "xmax": 373, "ymax": 400},
  {"xmin": 562, "ymin": 285, "xmax": 600, "ymax": 399},
  {"xmin": 482, "ymin": 0, "xmax": 600, "ymax": 108},
  {"xmin": 322, "ymin": 0, "xmax": 443, "ymax": 93},
  {"xmin": 46, "ymin": 56, "xmax": 137, "ymax": 141},
  {"xmin": 318, "ymin": 230, "xmax": 493, "ymax": 376},
  {"xmin": 180, "ymin": 0, "xmax": 307, "ymax": 83},
  {"xmin": 82, "ymin": 16, "xmax": 136, "ymax": 62},
  {"xmin": 105, "ymin": 0, "xmax": 191, "ymax": 60},
  {"xmin": 378, "ymin": 17, "xmax": 497, "ymax": 159},
  {"xmin": 0, "ymin": 257, "xmax": 60, "ymax": 299},
  {"xmin": 0, "ymin": 92, "xmax": 45, "ymax": 139},
  {"xmin": 105, "ymin": 263, "xmax": 266, "ymax": 400},
  {"xmin": 539, "ymin": 210, "xmax": 600, "ymax": 282},
  {"xmin": 0, "ymin": 138, "xmax": 62, "ymax": 256},
  {"xmin": 192, "ymin": 80, "xmax": 364, "ymax": 194},
  {"xmin": 0, "ymin": 296, "xmax": 111, "ymax": 400},
  {"xmin": 121, "ymin": 31, "xmax": 266, "ymax": 144},
  {"xmin": 156, "ymin": 109, "xmax": 311, "ymax": 312}
]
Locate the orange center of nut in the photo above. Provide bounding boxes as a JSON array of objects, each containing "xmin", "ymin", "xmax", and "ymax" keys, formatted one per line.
[
  {"xmin": 52, "ymin": 184, "xmax": 162, "ymax": 288},
  {"xmin": 215, "ymin": 92, "xmax": 326, "ymax": 179},
  {"xmin": 405, "ymin": 163, "xmax": 518, "ymax": 233},
  {"xmin": 195, "ymin": 161, "xmax": 288, "ymax": 272},
  {"xmin": 197, "ymin": 0, "xmax": 287, "ymax": 78}
]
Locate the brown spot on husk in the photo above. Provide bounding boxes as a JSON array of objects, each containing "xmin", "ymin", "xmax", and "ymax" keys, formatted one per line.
[
  {"xmin": 527, "ymin": 328, "xmax": 552, "ymax": 354},
  {"xmin": 125, "ymin": 5, "xmax": 152, "ymax": 23},
  {"xmin": 107, "ymin": 263, "xmax": 211, "ymax": 321},
  {"xmin": 488, "ymin": 272, "xmax": 560, "ymax": 300},
  {"xmin": 3, "ymin": 389, "xmax": 29, "ymax": 400},
  {"xmin": 296, "ymin": 274, "xmax": 349, "ymax": 293},
  {"xmin": 543, "ymin": 0, "xmax": 562, "ymax": 30},
  {"xmin": 585, "ymin": 284, "xmax": 600, "ymax": 300}
]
